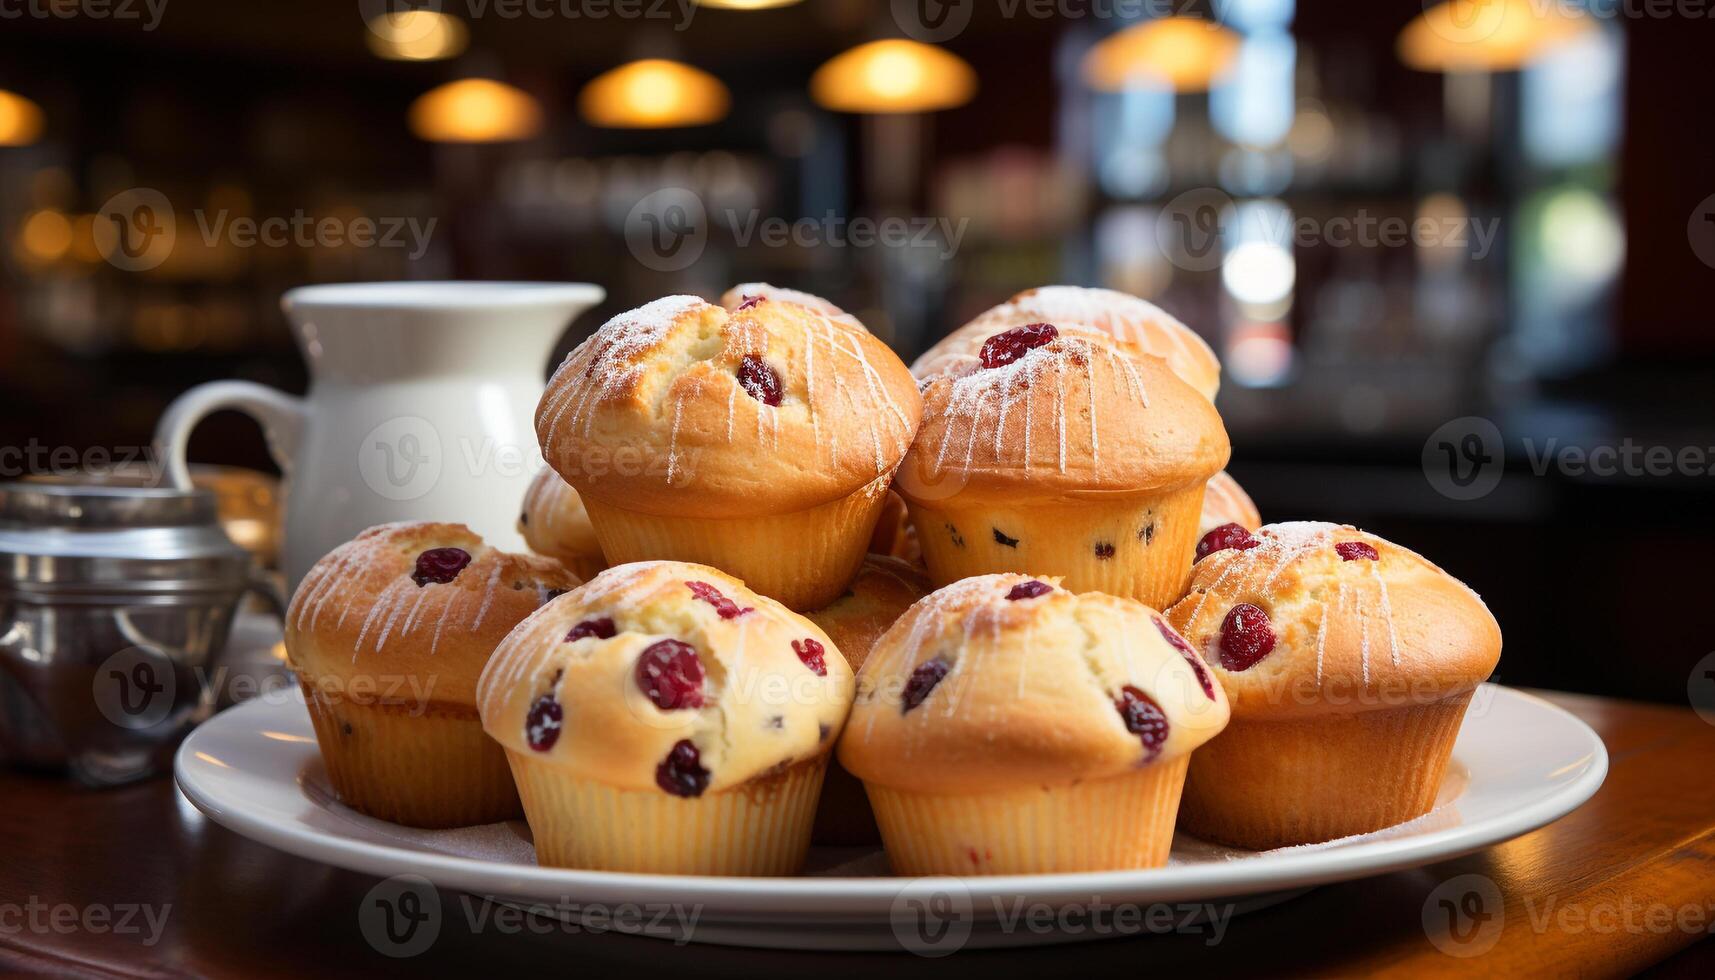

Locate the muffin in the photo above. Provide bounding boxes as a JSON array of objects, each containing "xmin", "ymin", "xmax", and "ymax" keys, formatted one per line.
[
  {"xmin": 518, "ymin": 467, "xmax": 606, "ymax": 580},
  {"xmin": 840, "ymin": 574, "xmax": 1229, "ymax": 875},
  {"xmin": 1166, "ymin": 522, "xmax": 1502, "ymax": 849},
  {"xmin": 536, "ymin": 294, "xmax": 922, "ymax": 610},
  {"xmin": 867, "ymin": 489, "xmax": 923, "ymax": 567},
  {"xmin": 803, "ymin": 555, "xmax": 930, "ymax": 844},
  {"xmin": 898, "ymin": 326, "xmax": 1229, "ymax": 607},
  {"xmin": 286, "ymin": 522, "xmax": 579, "ymax": 827},
  {"xmin": 1199, "ymin": 470, "xmax": 1262, "ymax": 538},
  {"xmin": 476, "ymin": 561, "xmax": 854, "ymax": 874},
  {"xmin": 719, "ymin": 282, "xmax": 850, "ymax": 320},
  {"xmin": 914, "ymin": 286, "xmax": 1221, "ymax": 401}
]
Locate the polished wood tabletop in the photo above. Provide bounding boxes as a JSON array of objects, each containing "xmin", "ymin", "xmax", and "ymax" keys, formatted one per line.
[{"xmin": 3, "ymin": 689, "xmax": 1713, "ymax": 979}]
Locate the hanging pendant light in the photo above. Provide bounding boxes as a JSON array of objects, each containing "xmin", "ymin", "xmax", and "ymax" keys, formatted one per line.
[
  {"xmin": 579, "ymin": 59, "xmax": 730, "ymax": 128},
  {"xmin": 365, "ymin": 9, "xmax": 469, "ymax": 62},
  {"xmin": 1082, "ymin": 16, "xmax": 1242, "ymax": 92},
  {"xmin": 408, "ymin": 78, "xmax": 543, "ymax": 143},
  {"xmin": 811, "ymin": 39, "xmax": 976, "ymax": 114},
  {"xmin": 695, "ymin": 0, "xmax": 804, "ymax": 9},
  {"xmin": 1399, "ymin": 0, "xmax": 1594, "ymax": 72},
  {"xmin": 0, "ymin": 89, "xmax": 45, "ymax": 146}
]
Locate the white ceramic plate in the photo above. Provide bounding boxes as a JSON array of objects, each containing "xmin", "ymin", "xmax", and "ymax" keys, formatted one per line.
[{"xmin": 175, "ymin": 684, "xmax": 1605, "ymax": 950}]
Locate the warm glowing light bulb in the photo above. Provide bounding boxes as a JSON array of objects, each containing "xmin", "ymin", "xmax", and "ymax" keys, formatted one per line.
[
  {"xmin": 0, "ymin": 90, "xmax": 45, "ymax": 146},
  {"xmin": 1399, "ymin": 0, "xmax": 1594, "ymax": 72},
  {"xmin": 1082, "ymin": 16, "xmax": 1241, "ymax": 92},
  {"xmin": 810, "ymin": 40, "xmax": 977, "ymax": 114},
  {"xmin": 695, "ymin": 0, "xmax": 803, "ymax": 8},
  {"xmin": 366, "ymin": 10, "xmax": 469, "ymax": 61},
  {"xmin": 408, "ymin": 79, "xmax": 544, "ymax": 143},
  {"xmin": 580, "ymin": 59, "xmax": 730, "ymax": 128}
]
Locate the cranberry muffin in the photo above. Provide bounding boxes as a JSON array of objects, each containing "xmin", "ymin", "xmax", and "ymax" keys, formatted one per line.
[
  {"xmin": 719, "ymin": 282, "xmax": 851, "ymax": 320},
  {"xmin": 536, "ymin": 294, "xmax": 922, "ymax": 610},
  {"xmin": 914, "ymin": 286, "xmax": 1221, "ymax": 401},
  {"xmin": 899, "ymin": 326, "xmax": 1229, "ymax": 607},
  {"xmin": 803, "ymin": 555, "xmax": 930, "ymax": 844},
  {"xmin": 518, "ymin": 467, "xmax": 605, "ymax": 580},
  {"xmin": 286, "ymin": 522, "xmax": 579, "ymax": 827},
  {"xmin": 867, "ymin": 489, "xmax": 923, "ymax": 568},
  {"xmin": 1197, "ymin": 470, "xmax": 1263, "ymax": 544},
  {"xmin": 839, "ymin": 574, "xmax": 1229, "ymax": 875},
  {"xmin": 477, "ymin": 561, "xmax": 854, "ymax": 874},
  {"xmin": 1167, "ymin": 522, "xmax": 1502, "ymax": 848}
]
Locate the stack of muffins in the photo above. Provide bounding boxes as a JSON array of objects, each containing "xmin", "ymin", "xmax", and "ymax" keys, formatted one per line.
[{"xmin": 284, "ymin": 283, "xmax": 1501, "ymax": 875}]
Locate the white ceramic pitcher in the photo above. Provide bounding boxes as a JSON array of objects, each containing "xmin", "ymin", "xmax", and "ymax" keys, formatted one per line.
[{"xmin": 154, "ymin": 282, "xmax": 605, "ymax": 593}]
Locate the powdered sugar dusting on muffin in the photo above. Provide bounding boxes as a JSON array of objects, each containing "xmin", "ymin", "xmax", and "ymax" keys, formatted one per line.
[
  {"xmin": 920, "ymin": 337, "xmax": 1149, "ymax": 478},
  {"xmin": 1178, "ymin": 521, "xmax": 1405, "ymax": 686},
  {"xmin": 540, "ymin": 295, "xmax": 704, "ymax": 447}
]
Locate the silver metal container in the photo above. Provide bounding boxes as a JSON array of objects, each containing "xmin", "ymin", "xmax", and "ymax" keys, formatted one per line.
[{"xmin": 0, "ymin": 482, "xmax": 262, "ymax": 785}]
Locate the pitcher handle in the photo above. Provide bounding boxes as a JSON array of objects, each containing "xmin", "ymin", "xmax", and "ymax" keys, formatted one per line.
[{"xmin": 153, "ymin": 381, "xmax": 309, "ymax": 490}]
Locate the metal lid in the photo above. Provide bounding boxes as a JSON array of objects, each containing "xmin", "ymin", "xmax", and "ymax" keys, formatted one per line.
[{"xmin": 0, "ymin": 481, "xmax": 252, "ymax": 597}]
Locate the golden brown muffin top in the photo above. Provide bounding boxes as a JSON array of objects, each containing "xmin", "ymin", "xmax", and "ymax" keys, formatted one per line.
[
  {"xmin": 838, "ymin": 573, "xmax": 1229, "ymax": 795},
  {"xmin": 1199, "ymin": 470, "xmax": 1262, "ymax": 536},
  {"xmin": 804, "ymin": 555, "xmax": 930, "ymax": 673},
  {"xmin": 537, "ymin": 295, "xmax": 922, "ymax": 518},
  {"xmin": 477, "ymin": 561, "xmax": 853, "ymax": 796},
  {"xmin": 914, "ymin": 286, "xmax": 1221, "ymax": 400},
  {"xmin": 899, "ymin": 330, "xmax": 1229, "ymax": 505},
  {"xmin": 718, "ymin": 282, "xmax": 852, "ymax": 321},
  {"xmin": 1167, "ymin": 522, "xmax": 1502, "ymax": 720},
  {"xmin": 518, "ymin": 467, "xmax": 601, "ymax": 568},
  {"xmin": 286, "ymin": 522, "xmax": 580, "ymax": 709}
]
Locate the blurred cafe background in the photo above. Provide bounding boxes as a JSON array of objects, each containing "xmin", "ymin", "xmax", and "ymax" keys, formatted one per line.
[{"xmin": 0, "ymin": 0, "xmax": 1710, "ymax": 706}]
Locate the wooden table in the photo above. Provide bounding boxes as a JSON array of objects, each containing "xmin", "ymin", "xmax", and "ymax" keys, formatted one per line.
[{"xmin": 3, "ymin": 690, "xmax": 1713, "ymax": 978}]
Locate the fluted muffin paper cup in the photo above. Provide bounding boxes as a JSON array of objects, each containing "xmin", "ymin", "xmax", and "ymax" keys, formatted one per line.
[
  {"xmin": 906, "ymin": 483, "xmax": 1205, "ymax": 609},
  {"xmin": 1179, "ymin": 691, "xmax": 1474, "ymax": 850},
  {"xmin": 582, "ymin": 475, "xmax": 892, "ymax": 611},
  {"xmin": 863, "ymin": 756, "xmax": 1190, "ymax": 876},
  {"xmin": 508, "ymin": 751, "xmax": 829, "ymax": 875},
  {"xmin": 302, "ymin": 682, "xmax": 521, "ymax": 828}
]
